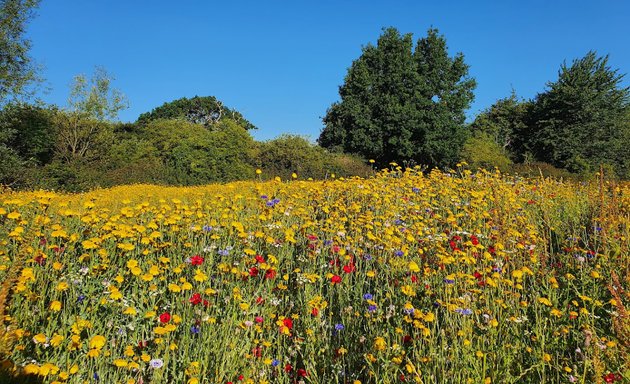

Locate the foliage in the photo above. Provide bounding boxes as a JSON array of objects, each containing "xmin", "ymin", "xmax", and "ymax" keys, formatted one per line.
[
  {"xmin": 522, "ymin": 51, "xmax": 630, "ymax": 176},
  {"xmin": 137, "ymin": 96, "xmax": 256, "ymax": 130},
  {"xmin": 252, "ymin": 135, "xmax": 372, "ymax": 180},
  {"xmin": 319, "ymin": 27, "xmax": 476, "ymax": 169},
  {"xmin": 460, "ymin": 133, "xmax": 512, "ymax": 172},
  {"xmin": 67, "ymin": 66, "xmax": 128, "ymax": 121},
  {"xmin": 0, "ymin": 170, "xmax": 628, "ymax": 383},
  {"xmin": 0, "ymin": 0, "xmax": 40, "ymax": 103},
  {"xmin": 139, "ymin": 119, "xmax": 255, "ymax": 185},
  {"xmin": 469, "ymin": 92, "xmax": 531, "ymax": 161},
  {"xmin": 0, "ymin": 102, "xmax": 55, "ymax": 186},
  {"xmin": 54, "ymin": 68, "xmax": 127, "ymax": 162}
]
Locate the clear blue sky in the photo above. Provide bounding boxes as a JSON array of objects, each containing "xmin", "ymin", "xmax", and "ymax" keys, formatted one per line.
[{"xmin": 27, "ymin": 0, "xmax": 630, "ymax": 141}]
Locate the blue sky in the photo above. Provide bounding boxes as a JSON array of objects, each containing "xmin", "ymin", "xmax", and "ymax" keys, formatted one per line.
[{"xmin": 27, "ymin": 1, "xmax": 630, "ymax": 141}]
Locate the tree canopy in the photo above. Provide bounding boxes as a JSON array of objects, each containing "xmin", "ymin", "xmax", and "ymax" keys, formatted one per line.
[
  {"xmin": 137, "ymin": 96, "xmax": 256, "ymax": 130},
  {"xmin": 318, "ymin": 27, "xmax": 476, "ymax": 168},
  {"xmin": 521, "ymin": 51, "xmax": 630, "ymax": 175},
  {"xmin": 0, "ymin": 0, "xmax": 40, "ymax": 103}
]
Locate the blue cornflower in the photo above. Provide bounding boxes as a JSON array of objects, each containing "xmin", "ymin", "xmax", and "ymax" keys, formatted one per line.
[
  {"xmin": 368, "ymin": 305, "xmax": 377, "ymax": 312},
  {"xmin": 412, "ymin": 187, "xmax": 420, "ymax": 193},
  {"xmin": 191, "ymin": 325, "xmax": 201, "ymax": 334},
  {"xmin": 271, "ymin": 359, "xmax": 280, "ymax": 367},
  {"xmin": 335, "ymin": 323, "xmax": 344, "ymax": 331},
  {"xmin": 455, "ymin": 308, "xmax": 473, "ymax": 315},
  {"xmin": 260, "ymin": 195, "xmax": 268, "ymax": 199},
  {"xmin": 77, "ymin": 294, "xmax": 86, "ymax": 303},
  {"xmin": 443, "ymin": 279, "xmax": 455, "ymax": 284},
  {"xmin": 217, "ymin": 249, "xmax": 230, "ymax": 256},
  {"xmin": 202, "ymin": 225, "xmax": 213, "ymax": 232},
  {"xmin": 394, "ymin": 250, "xmax": 404, "ymax": 257},
  {"xmin": 363, "ymin": 293, "xmax": 373, "ymax": 300}
]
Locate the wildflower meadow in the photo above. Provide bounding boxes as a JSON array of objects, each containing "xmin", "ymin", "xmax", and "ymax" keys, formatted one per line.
[{"xmin": 0, "ymin": 167, "xmax": 628, "ymax": 384}]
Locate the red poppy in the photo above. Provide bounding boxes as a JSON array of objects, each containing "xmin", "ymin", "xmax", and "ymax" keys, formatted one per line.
[
  {"xmin": 189, "ymin": 293, "xmax": 202, "ymax": 305},
  {"xmin": 331, "ymin": 275, "xmax": 342, "ymax": 284},
  {"xmin": 265, "ymin": 269, "xmax": 277, "ymax": 279},
  {"xmin": 249, "ymin": 267, "xmax": 259, "ymax": 277},
  {"xmin": 604, "ymin": 373, "xmax": 622, "ymax": 383},
  {"xmin": 255, "ymin": 254, "xmax": 265, "ymax": 263},
  {"xmin": 190, "ymin": 254, "xmax": 204, "ymax": 265},
  {"xmin": 159, "ymin": 312, "xmax": 171, "ymax": 323},
  {"xmin": 311, "ymin": 307, "xmax": 319, "ymax": 317},
  {"xmin": 282, "ymin": 318, "xmax": 293, "ymax": 330},
  {"xmin": 342, "ymin": 263, "xmax": 355, "ymax": 273}
]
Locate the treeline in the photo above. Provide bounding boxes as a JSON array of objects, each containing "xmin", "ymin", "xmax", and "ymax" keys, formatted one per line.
[
  {"xmin": 2, "ymin": 1, "xmax": 629, "ymax": 191},
  {"xmin": 0, "ymin": 92, "xmax": 372, "ymax": 192},
  {"xmin": 319, "ymin": 28, "xmax": 630, "ymax": 179}
]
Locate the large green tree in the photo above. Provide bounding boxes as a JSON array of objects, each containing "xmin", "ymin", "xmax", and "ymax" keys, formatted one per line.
[
  {"xmin": 0, "ymin": 0, "xmax": 40, "ymax": 103},
  {"xmin": 318, "ymin": 27, "xmax": 476, "ymax": 168},
  {"xmin": 137, "ymin": 96, "xmax": 256, "ymax": 130},
  {"xmin": 522, "ymin": 51, "xmax": 630, "ymax": 175}
]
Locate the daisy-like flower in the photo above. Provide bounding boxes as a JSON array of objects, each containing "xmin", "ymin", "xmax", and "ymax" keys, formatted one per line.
[{"xmin": 149, "ymin": 358, "xmax": 164, "ymax": 369}]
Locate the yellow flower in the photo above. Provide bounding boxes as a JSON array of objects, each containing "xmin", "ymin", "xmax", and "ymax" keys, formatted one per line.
[
  {"xmin": 49, "ymin": 300, "xmax": 62, "ymax": 312},
  {"xmin": 113, "ymin": 359, "xmax": 128, "ymax": 367},
  {"xmin": 50, "ymin": 334, "xmax": 64, "ymax": 347},
  {"xmin": 33, "ymin": 333, "xmax": 47, "ymax": 344},
  {"xmin": 23, "ymin": 364, "xmax": 39, "ymax": 375},
  {"xmin": 123, "ymin": 307, "xmax": 137, "ymax": 315},
  {"xmin": 408, "ymin": 261, "xmax": 421, "ymax": 273},
  {"xmin": 401, "ymin": 285, "xmax": 416, "ymax": 297},
  {"xmin": 89, "ymin": 335, "xmax": 106, "ymax": 349},
  {"xmin": 374, "ymin": 337, "xmax": 387, "ymax": 351}
]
